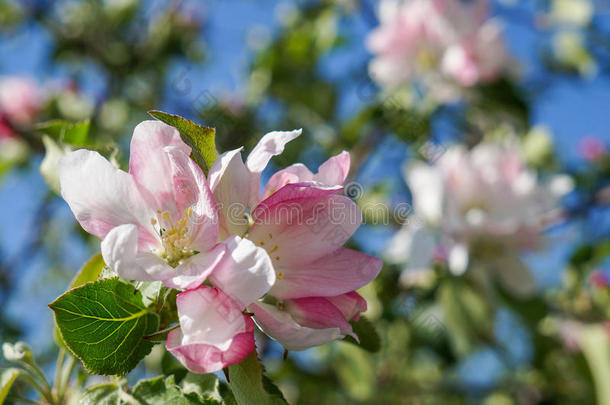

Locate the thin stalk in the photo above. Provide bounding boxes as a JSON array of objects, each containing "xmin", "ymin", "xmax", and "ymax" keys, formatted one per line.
[
  {"xmin": 57, "ymin": 355, "xmax": 77, "ymax": 404},
  {"xmin": 53, "ymin": 348, "xmax": 65, "ymax": 397}
]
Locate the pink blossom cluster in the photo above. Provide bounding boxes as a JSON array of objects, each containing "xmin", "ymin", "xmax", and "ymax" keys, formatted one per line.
[
  {"xmin": 0, "ymin": 76, "xmax": 41, "ymax": 139},
  {"xmin": 366, "ymin": 0, "xmax": 509, "ymax": 95},
  {"xmin": 58, "ymin": 121, "xmax": 382, "ymax": 373},
  {"xmin": 387, "ymin": 139, "xmax": 571, "ymax": 297}
]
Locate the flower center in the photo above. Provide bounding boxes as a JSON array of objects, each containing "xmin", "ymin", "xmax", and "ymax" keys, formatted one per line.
[
  {"xmin": 151, "ymin": 208, "xmax": 197, "ymax": 267},
  {"xmin": 257, "ymin": 232, "xmax": 284, "ymax": 280}
]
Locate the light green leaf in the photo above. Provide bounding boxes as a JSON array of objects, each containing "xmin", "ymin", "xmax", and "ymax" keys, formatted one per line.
[
  {"xmin": 132, "ymin": 375, "xmax": 220, "ymax": 405},
  {"xmin": 227, "ymin": 351, "xmax": 287, "ymax": 405},
  {"xmin": 35, "ymin": 119, "xmax": 90, "ymax": 146},
  {"xmin": 49, "ymin": 278, "xmax": 159, "ymax": 375},
  {"xmin": 0, "ymin": 368, "xmax": 20, "ymax": 404},
  {"xmin": 181, "ymin": 373, "xmax": 222, "ymax": 402},
  {"xmin": 148, "ymin": 110, "xmax": 217, "ymax": 174},
  {"xmin": 70, "ymin": 254, "xmax": 106, "ymax": 288},
  {"xmin": 79, "ymin": 382, "xmax": 121, "ymax": 405},
  {"xmin": 580, "ymin": 325, "xmax": 610, "ymax": 405},
  {"xmin": 342, "ymin": 316, "xmax": 381, "ymax": 353}
]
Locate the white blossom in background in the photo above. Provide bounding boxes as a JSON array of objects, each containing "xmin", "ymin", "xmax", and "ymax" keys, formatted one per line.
[
  {"xmin": 387, "ymin": 138, "xmax": 573, "ymax": 297},
  {"xmin": 366, "ymin": 0, "xmax": 511, "ymax": 102}
]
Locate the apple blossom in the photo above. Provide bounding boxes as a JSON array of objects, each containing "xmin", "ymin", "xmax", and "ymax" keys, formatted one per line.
[
  {"xmin": 0, "ymin": 76, "xmax": 41, "ymax": 130},
  {"xmin": 366, "ymin": 0, "xmax": 510, "ymax": 99},
  {"xmin": 387, "ymin": 139, "xmax": 570, "ymax": 297},
  {"xmin": 58, "ymin": 120, "xmax": 229, "ymax": 290},
  {"xmin": 209, "ymin": 134, "xmax": 382, "ymax": 350}
]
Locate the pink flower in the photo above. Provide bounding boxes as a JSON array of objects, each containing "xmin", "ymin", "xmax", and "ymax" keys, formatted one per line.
[
  {"xmin": 389, "ymin": 139, "xmax": 570, "ymax": 297},
  {"xmin": 166, "ymin": 286, "xmax": 255, "ymax": 373},
  {"xmin": 250, "ymin": 291, "xmax": 367, "ymax": 350},
  {"xmin": 366, "ymin": 0, "xmax": 509, "ymax": 94},
  {"xmin": 0, "ymin": 76, "xmax": 41, "ymax": 127},
  {"xmin": 58, "ymin": 120, "xmax": 228, "ymax": 290},
  {"xmin": 580, "ymin": 136, "xmax": 606, "ymax": 162},
  {"xmin": 209, "ymin": 136, "xmax": 381, "ymax": 350},
  {"xmin": 589, "ymin": 270, "xmax": 610, "ymax": 289},
  {"xmin": 441, "ymin": 20, "xmax": 507, "ymax": 86}
]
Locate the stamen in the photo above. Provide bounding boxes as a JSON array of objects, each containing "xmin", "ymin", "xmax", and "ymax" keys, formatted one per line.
[
  {"xmin": 277, "ymin": 271, "xmax": 284, "ymax": 280},
  {"xmin": 269, "ymin": 245, "xmax": 279, "ymax": 254}
]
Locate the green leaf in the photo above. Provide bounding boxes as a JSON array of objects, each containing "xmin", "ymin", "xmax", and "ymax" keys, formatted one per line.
[
  {"xmin": 132, "ymin": 375, "xmax": 220, "ymax": 405},
  {"xmin": 35, "ymin": 119, "xmax": 90, "ymax": 146},
  {"xmin": 342, "ymin": 316, "xmax": 381, "ymax": 353},
  {"xmin": 580, "ymin": 325, "xmax": 610, "ymax": 405},
  {"xmin": 181, "ymin": 373, "xmax": 222, "ymax": 402},
  {"xmin": 70, "ymin": 254, "xmax": 106, "ymax": 288},
  {"xmin": 79, "ymin": 382, "xmax": 121, "ymax": 405},
  {"xmin": 227, "ymin": 351, "xmax": 287, "ymax": 405},
  {"xmin": 148, "ymin": 110, "xmax": 217, "ymax": 174},
  {"xmin": 56, "ymin": 254, "xmax": 107, "ymax": 347},
  {"xmin": 49, "ymin": 278, "xmax": 159, "ymax": 375},
  {"xmin": 0, "ymin": 368, "xmax": 20, "ymax": 404}
]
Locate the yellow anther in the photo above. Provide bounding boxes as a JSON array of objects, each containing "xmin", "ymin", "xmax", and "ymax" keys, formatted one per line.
[
  {"xmin": 259, "ymin": 240, "xmax": 265, "ymax": 246},
  {"xmin": 275, "ymin": 256, "xmax": 280, "ymax": 261},
  {"xmin": 277, "ymin": 271, "xmax": 284, "ymax": 280},
  {"xmin": 269, "ymin": 245, "xmax": 279, "ymax": 254}
]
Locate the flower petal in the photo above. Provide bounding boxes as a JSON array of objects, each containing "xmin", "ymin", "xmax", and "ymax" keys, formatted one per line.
[
  {"xmin": 245, "ymin": 129, "xmax": 302, "ymax": 174},
  {"xmin": 59, "ymin": 149, "xmax": 156, "ymax": 248},
  {"xmin": 269, "ymin": 248, "xmax": 382, "ymax": 300},
  {"xmin": 261, "ymin": 163, "xmax": 314, "ymax": 200},
  {"xmin": 210, "ymin": 236, "xmax": 275, "ymax": 307},
  {"xmin": 326, "ymin": 291, "xmax": 367, "ymax": 322},
  {"xmin": 250, "ymin": 302, "xmax": 342, "ymax": 351},
  {"xmin": 315, "ymin": 151, "xmax": 350, "ymax": 186},
  {"xmin": 101, "ymin": 224, "xmax": 172, "ymax": 282},
  {"xmin": 165, "ymin": 146, "xmax": 218, "ymax": 251},
  {"xmin": 250, "ymin": 191, "xmax": 361, "ymax": 268},
  {"xmin": 286, "ymin": 297, "xmax": 354, "ymax": 338},
  {"xmin": 245, "ymin": 129, "xmax": 302, "ymax": 207},
  {"xmin": 164, "ymin": 243, "xmax": 227, "ymax": 290},
  {"xmin": 129, "ymin": 120, "xmax": 191, "ymax": 216},
  {"xmin": 207, "ymin": 148, "xmax": 250, "ymax": 239},
  {"xmin": 166, "ymin": 287, "xmax": 255, "ymax": 373}
]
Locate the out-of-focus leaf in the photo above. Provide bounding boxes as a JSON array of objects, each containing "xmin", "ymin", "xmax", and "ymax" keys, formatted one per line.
[
  {"xmin": 580, "ymin": 325, "xmax": 610, "ymax": 405},
  {"xmin": 132, "ymin": 375, "xmax": 219, "ymax": 405},
  {"xmin": 79, "ymin": 382, "xmax": 121, "ymax": 405},
  {"xmin": 0, "ymin": 368, "xmax": 20, "ymax": 404},
  {"xmin": 49, "ymin": 278, "xmax": 159, "ymax": 375},
  {"xmin": 227, "ymin": 351, "xmax": 287, "ymax": 405},
  {"xmin": 342, "ymin": 316, "xmax": 381, "ymax": 352},
  {"xmin": 333, "ymin": 344, "xmax": 375, "ymax": 401},
  {"xmin": 148, "ymin": 110, "xmax": 217, "ymax": 174},
  {"xmin": 35, "ymin": 119, "xmax": 90, "ymax": 146},
  {"xmin": 438, "ymin": 280, "xmax": 493, "ymax": 356}
]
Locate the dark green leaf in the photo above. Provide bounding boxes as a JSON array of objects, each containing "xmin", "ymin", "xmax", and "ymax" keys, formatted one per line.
[
  {"xmin": 227, "ymin": 351, "xmax": 287, "ymax": 405},
  {"xmin": 342, "ymin": 316, "xmax": 381, "ymax": 353},
  {"xmin": 148, "ymin": 111, "xmax": 217, "ymax": 174},
  {"xmin": 49, "ymin": 278, "xmax": 159, "ymax": 375},
  {"xmin": 56, "ymin": 254, "xmax": 107, "ymax": 348}
]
